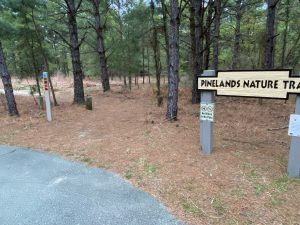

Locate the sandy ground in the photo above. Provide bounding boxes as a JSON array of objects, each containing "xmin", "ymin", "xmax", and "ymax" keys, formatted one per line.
[{"xmin": 0, "ymin": 76, "xmax": 299, "ymax": 225}]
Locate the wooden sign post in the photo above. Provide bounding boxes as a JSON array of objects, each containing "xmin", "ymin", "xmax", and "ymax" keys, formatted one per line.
[
  {"xmin": 198, "ymin": 70, "xmax": 300, "ymax": 177},
  {"xmin": 43, "ymin": 72, "xmax": 52, "ymax": 122}
]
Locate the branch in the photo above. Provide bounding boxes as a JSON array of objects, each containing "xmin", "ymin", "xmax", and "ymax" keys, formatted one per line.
[
  {"xmin": 64, "ymin": 0, "xmax": 71, "ymax": 12},
  {"xmin": 77, "ymin": 31, "xmax": 88, "ymax": 48},
  {"xmin": 75, "ymin": 0, "xmax": 84, "ymax": 13},
  {"xmin": 52, "ymin": 29, "xmax": 71, "ymax": 47}
]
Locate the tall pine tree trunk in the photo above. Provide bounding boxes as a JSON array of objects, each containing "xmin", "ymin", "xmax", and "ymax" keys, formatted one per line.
[
  {"xmin": 189, "ymin": 4, "xmax": 196, "ymax": 79},
  {"xmin": 281, "ymin": 0, "xmax": 289, "ymax": 68},
  {"xmin": 232, "ymin": 0, "xmax": 242, "ymax": 69},
  {"xmin": 66, "ymin": 0, "xmax": 85, "ymax": 104},
  {"xmin": 204, "ymin": 0, "xmax": 213, "ymax": 70},
  {"xmin": 161, "ymin": 0, "xmax": 170, "ymax": 79},
  {"xmin": 150, "ymin": 1, "xmax": 162, "ymax": 106},
  {"xmin": 212, "ymin": 0, "xmax": 221, "ymax": 70},
  {"xmin": 90, "ymin": 0, "xmax": 110, "ymax": 92},
  {"xmin": 0, "ymin": 41, "xmax": 19, "ymax": 116},
  {"xmin": 191, "ymin": 0, "xmax": 204, "ymax": 104},
  {"xmin": 166, "ymin": 0, "xmax": 180, "ymax": 120},
  {"xmin": 264, "ymin": 0, "xmax": 280, "ymax": 69}
]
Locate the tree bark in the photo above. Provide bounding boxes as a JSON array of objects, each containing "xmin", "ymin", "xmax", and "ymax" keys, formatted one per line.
[
  {"xmin": 62, "ymin": 48, "xmax": 69, "ymax": 76},
  {"xmin": 232, "ymin": 0, "xmax": 242, "ymax": 69},
  {"xmin": 142, "ymin": 45, "xmax": 145, "ymax": 84},
  {"xmin": 204, "ymin": 0, "xmax": 213, "ymax": 70},
  {"xmin": 212, "ymin": 0, "xmax": 221, "ymax": 70},
  {"xmin": 264, "ymin": 0, "xmax": 280, "ymax": 69},
  {"xmin": 150, "ymin": 1, "xmax": 162, "ymax": 106},
  {"xmin": 189, "ymin": 3, "xmax": 196, "ymax": 79},
  {"xmin": 191, "ymin": 0, "xmax": 204, "ymax": 104},
  {"xmin": 0, "ymin": 41, "xmax": 19, "ymax": 116},
  {"xmin": 166, "ymin": 0, "xmax": 180, "ymax": 120},
  {"xmin": 160, "ymin": 0, "xmax": 170, "ymax": 79},
  {"xmin": 66, "ymin": 0, "xmax": 85, "ymax": 104},
  {"xmin": 90, "ymin": 0, "xmax": 110, "ymax": 92},
  {"xmin": 280, "ymin": 0, "xmax": 289, "ymax": 68},
  {"xmin": 28, "ymin": 38, "xmax": 42, "ymax": 97}
]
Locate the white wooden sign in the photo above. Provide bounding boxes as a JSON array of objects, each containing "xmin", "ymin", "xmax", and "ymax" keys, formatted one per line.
[
  {"xmin": 288, "ymin": 114, "xmax": 300, "ymax": 137},
  {"xmin": 200, "ymin": 103, "xmax": 214, "ymax": 122},
  {"xmin": 198, "ymin": 70, "xmax": 298, "ymax": 99}
]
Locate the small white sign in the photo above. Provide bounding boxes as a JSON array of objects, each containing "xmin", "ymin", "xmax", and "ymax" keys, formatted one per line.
[
  {"xmin": 200, "ymin": 103, "xmax": 214, "ymax": 122},
  {"xmin": 288, "ymin": 114, "xmax": 300, "ymax": 137}
]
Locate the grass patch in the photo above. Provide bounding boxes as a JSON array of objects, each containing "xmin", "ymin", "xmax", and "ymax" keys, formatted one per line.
[
  {"xmin": 212, "ymin": 198, "xmax": 226, "ymax": 216},
  {"xmin": 255, "ymin": 183, "xmax": 266, "ymax": 196},
  {"xmin": 182, "ymin": 200, "xmax": 203, "ymax": 216},
  {"xmin": 272, "ymin": 176, "xmax": 289, "ymax": 193},
  {"xmin": 145, "ymin": 165, "xmax": 158, "ymax": 174}
]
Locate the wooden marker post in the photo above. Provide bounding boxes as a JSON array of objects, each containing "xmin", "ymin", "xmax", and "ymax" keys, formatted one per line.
[
  {"xmin": 43, "ymin": 72, "xmax": 52, "ymax": 122},
  {"xmin": 200, "ymin": 70, "xmax": 215, "ymax": 155}
]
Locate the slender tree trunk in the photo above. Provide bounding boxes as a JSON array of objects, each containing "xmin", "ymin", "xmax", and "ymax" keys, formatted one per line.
[
  {"xmin": 66, "ymin": 0, "xmax": 85, "ymax": 104},
  {"xmin": 212, "ymin": 0, "xmax": 221, "ymax": 70},
  {"xmin": 166, "ymin": 0, "xmax": 180, "ymax": 120},
  {"xmin": 191, "ymin": 0, "xmax": 204, "ymax": 104},
  {"xmin": 123, "ymin": 75, "xmax": 127, "ymax": 86},
  {"xmin": 31, "ymin": 10, "xmax": 58, "ymax": 106},
  {"xmin": 30, "ymin": 48, "xmax": 42, "ymax": 97},
  {"xmin": 147, "ymin": 47, "xmax": 150, "ymax": 84},
  {"xmin": 189, "ymin": 3, "xmax": 196, "ymax": 78},
  {"xmin": 0, "ymin": 41, "xmax": 19, "ymax": 116},
  {"xmin": 129, "ymin": 75, "xmax": 132, "ymax": 91},
  {"xmin": 161, "ymin": 0, "xmax": 170, "ymax": 79},
  {"xmin": 281, "ymin": 0, "xmax": 289, "ymax": 68},
  {"xmin": 264, "ymin": 0, "xmax": 280, "ymax": 69},
  {"xmin": 142, "ymin": 46, "xmax": 145, "ymax": 84},
  {"xmin": 28, "ymin": 37, "xmax": 42, "ymax": 97},
  {"xmin": 232, "ymin": 0, "xmax": 242, "ymax": 69},
  {"xmin": 90, "ymin": 0, "xmax": 110, "ymax": 92},
  {"xmin": 204, "ymin": 0, "xmax": 213, "ymax": 70},
  {"xmin": 62, "ymin": 48, "xmax": 69, "ymax": 76},
  {"xmin": 150, "ymin": 1, "xmax": 162, "ymax": 106}
]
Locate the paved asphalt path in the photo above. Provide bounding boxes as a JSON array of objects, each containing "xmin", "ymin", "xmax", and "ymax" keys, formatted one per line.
[{"xmin": 0, "ymin": 145, "xmax": 183, "ymax": 225}]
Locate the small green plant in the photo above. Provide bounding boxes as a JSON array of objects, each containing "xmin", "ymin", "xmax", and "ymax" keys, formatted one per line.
[
  {"xmin": 145, "ymin": 165, "xmax": 158, "ymax": 174},
  {"xmin": 255, "ymin": 183, "xmax": 265, "ymax": 196},
  {"xmin": 182, "ymin": 200, "xmax": 203, "ymax": 215},
  {"xmin": 273, "ymin": 176, "xmax": 289, "ymax": 193},
  {"xmin": 212, "ymin": 198, "xmax": 226, "ymax": 216},
  {"xmin": 29, "ymin": 85, "xmax": 38, "ymax": 95},
  {"xmin": 124, "ymin": 169, "xmax": 133, "ymax": 179},
  {"xmin": 250, "ymin": 169, "xmax": 259, "ymax": 178},
  {"xmin": 81, "ymin": 157, "xmax": 92, "ymax": 163}
]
